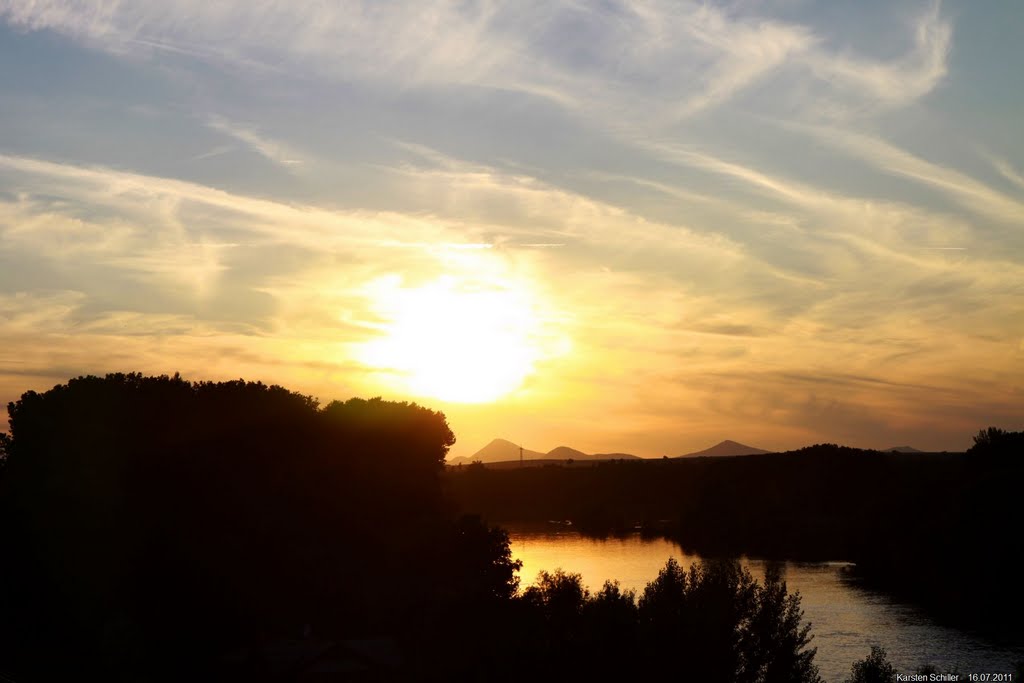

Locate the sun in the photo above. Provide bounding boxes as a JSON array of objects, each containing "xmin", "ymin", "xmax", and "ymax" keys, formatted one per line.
[{"xmin": 356, "ymin": 275, "xmax": 544, "ymax": 403}]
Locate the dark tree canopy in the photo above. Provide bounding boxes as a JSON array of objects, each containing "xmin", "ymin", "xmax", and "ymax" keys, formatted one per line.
[
  {"xmin": 509, "ymin": 558, "xmax": 821, "ymax": 682},
  {"xmin": 844, "ymin": 645, "xmax": 897, "ymax": 683},
  {"xmin": 7, "ymin": 372, "xmax": 989, "ymax": 681},
  {"xmin": 969, "ymin": 426, "xmax": 1024, "ymax": 456},
  {"xmin": 0, "ymin": 373, "xmax": 487, "ymax": 680}
]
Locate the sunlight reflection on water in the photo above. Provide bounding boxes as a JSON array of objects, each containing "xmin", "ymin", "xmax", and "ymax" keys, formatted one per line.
[{"xmin": 508, "ymin": 528, "xmax": 1022, "ymax": 683}]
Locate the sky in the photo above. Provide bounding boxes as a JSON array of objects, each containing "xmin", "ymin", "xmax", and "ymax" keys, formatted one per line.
[{"xmin": 1, "ymin": 0, "xmax": 1022, "ymax": 457}]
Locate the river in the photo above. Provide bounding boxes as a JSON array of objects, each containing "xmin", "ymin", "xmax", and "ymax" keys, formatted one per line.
[{"xmin": 508, "ymin": 527, "xmax": 1022, "ymax": 682}]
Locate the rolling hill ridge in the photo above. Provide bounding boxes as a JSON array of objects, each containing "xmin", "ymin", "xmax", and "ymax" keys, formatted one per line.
[
  {"xmin": 448, "ymin": 438, "xmax": 642, "ymax": 465},
  {"xmin": 676, "ymin": 440, "xmax": 770, "ymax": 458}
]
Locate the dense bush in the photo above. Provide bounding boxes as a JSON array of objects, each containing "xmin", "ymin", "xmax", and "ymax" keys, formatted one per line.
[
  {"xmin": 0, "ymin": 373, "xmax": 504, "ymax": 679},
  {"xmin": 844, "ymin": 645, "xmax": 896, "ymax": 683},
  {"xmin": 511, "ymin": 558, "xmax": 821, "ymax": 682}
]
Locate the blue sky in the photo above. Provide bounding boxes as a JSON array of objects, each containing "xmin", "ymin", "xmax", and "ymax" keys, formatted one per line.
[{"xmin": 1, "ymin": 1, "xmax": 1021, "ymax": 455}]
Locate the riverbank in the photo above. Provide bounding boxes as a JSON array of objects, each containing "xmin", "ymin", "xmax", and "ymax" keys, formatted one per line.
[
  {"xmin": 506, "ymin": 526, "xmax": 1024, "ymax": 683},
  {"xmin": 445, "ymin": 444, "xmax": 1024, "ymax": 643}
]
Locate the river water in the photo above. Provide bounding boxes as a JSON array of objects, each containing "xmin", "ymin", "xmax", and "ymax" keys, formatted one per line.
[{"xmin": 508, "ymin": 527, "xmax": 1022, "ymax": 683}]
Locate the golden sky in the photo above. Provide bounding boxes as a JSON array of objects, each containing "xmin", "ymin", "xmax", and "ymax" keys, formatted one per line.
[{"xmin": 1, "ymin": 1, "xmax": 1022, "ymax": 456}]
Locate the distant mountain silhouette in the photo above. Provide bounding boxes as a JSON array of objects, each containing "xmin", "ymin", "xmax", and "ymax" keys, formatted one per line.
[
  {"xmin": 545, "ymin": 446, "xmax": 642, "ymax": 461},
  {"xmin": 884, "ymin": 445, "xmax": 922, "ymax": 453},
  {"xmin": 453, "ymin": 438, "xmax": 545, "ymax": 464},
  {"xmin": 677, "ymin": 440, "xmax": 770, "ymax": 458},
  {"xmin": 448, "ymin": 439, "xmax": 641, "ymax": 464},
  {"xmin": 546, "ymin": 445, "xmax": 588, "ymax": 460}
]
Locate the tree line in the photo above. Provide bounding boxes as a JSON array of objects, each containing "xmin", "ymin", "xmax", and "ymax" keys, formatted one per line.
[
  {"xmin": 1, "ymin": 372, "xmax": 828, "ymax": 681},
  {"xmin": 446, "ymin": 430, "xmax": 1024, "ymax": 638}
]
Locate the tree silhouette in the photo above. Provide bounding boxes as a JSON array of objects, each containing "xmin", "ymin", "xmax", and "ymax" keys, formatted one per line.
[
  {"xmin": 0, "ymin": 373, "xmax": 495, "ymax": 680},
  {"xmin": 844, "ymin": 645, "xmax": 896, "ymax": 683},
  {"xmin": 447, "ymin": 432, "xmax": 1024, "ymax": 636},
  {"xmin": 638, "ymin": 556, "xmax": 688, "ymax": 652},
  {"xmin": 968, "ymin": 426, "xmax": 1024, "ymax": 456},
  {"xmin": 6, "ymin": 372, "xmax": 990, "ymax": 681},
  {"xmin": 581, "ymin": 580, "xmax": 638, "ymax": 651},
  {"xmin": 509, "ymin": 557, "xmax": 821, "ymax": 681},
  {"xmin": 740, "ymin": 563, "xmax": 821, "ymax": 683}
]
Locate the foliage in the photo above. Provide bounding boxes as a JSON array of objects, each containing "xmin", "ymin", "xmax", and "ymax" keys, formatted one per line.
[
  {"xmin": 3, "ymin": 373, "xmax": 1008, "ymax": 680},
  {"xmin": 845, "ymin": 645, "xmax": 896, "ymax": 683},
  {"xmin": 524, "ymin": 569, "xmax": 589, "ymax": 612},
  {"xmin": 582, "ymin": 580, "xmax": 639, "ymax": 648},
  {"xmin": 0, "ymin": 372, "xmax": 485, "ymax": 680},
  {"xmin": 739, "ymin": 563, "xmax": 821, "ymax": 683},
  {"xmin": 447, "ymin": 514, "xmax": 523, "ymax": 603},
  {"xmin": 638, "ymin": 556, "xmax": 687, "ymax": 623},
  {"xmin": 969, "ymin": 426, "xmax": 1024, "ymax": 456},
  {"xmin": 446, "ymin": 434, "xmax": 1024, "ymax": 635},
  {"xmin": 512, "ymin": 557, "xmax": 821, "ymax": 682}
]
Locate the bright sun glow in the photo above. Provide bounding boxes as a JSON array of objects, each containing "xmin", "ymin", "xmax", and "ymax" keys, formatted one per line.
[{"xmin": 356, "ymin": 274, "xmax": 544, "ymax": 403}]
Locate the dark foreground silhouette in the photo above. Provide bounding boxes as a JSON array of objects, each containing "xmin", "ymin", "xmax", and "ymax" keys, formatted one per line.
[{"xmin": 1, "ymin": 373, "xmax": 827, "ymax": 681}]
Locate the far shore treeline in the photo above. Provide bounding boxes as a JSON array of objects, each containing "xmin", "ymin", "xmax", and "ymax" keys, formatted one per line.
[
  {"xmin": 446, "ymin": 428, "xmax": 1024, "ymax": 639},
  {"xmin": 0, "ymin": 373, "xmax": 1019, "ymax": 680}
]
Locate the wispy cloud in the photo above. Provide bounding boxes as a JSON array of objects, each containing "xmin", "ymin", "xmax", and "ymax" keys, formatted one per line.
[
  {"xmin": 2, "ymin": 144, "xmax": 1022, "ymax": 453},
  {"xmin": 786, "ymin": 123, "xmax": 1024, "ymax": 225},
  {"xmin": 191, "ymin": 144, "xmax": 234, "ymax": 161},
  {"xmin": 205, "ymin": 115, "xmax": 304, "ymax": 169},
  {"xmin": 0, "ymin": 0, "xmax": 951, "ymax": 131},
  {"xmin": 803, "ymin": 1, "xmax": 951, "ymax": 114},
  {"xmin": 2, "ymin": 0, "xmax": 1021, "ymax": 454},
  {"xmin": 658, "ymin": 4, "xmax": 818, "ymax": 120},
  {"xmin": 989, "ymin": 156, "xmax": 1024, "ymax": 193}
]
